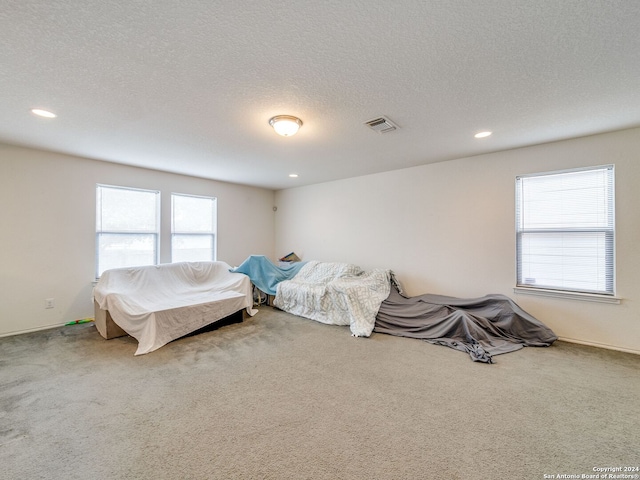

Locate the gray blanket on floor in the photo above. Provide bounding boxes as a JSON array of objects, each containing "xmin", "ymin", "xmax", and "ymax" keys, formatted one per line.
[{"xmin": 374, "ymin": 283, "xmax": 557, "ymax": 363}]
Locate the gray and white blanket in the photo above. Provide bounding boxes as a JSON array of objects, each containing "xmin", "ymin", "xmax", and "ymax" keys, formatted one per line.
[{"xmin": 264, "ymin": 259, "xmax": 556, "ymax": 363}]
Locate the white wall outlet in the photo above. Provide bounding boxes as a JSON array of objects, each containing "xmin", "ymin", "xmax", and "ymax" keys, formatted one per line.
[{"xmin": 45, "ymin": 298, "xmax": 55, "ymax": 309}]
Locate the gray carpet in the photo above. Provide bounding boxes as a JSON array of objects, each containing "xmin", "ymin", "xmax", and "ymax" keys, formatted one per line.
[{"xmin": 1, "ymin": 307, "xmax": 639, "ymax": 479}]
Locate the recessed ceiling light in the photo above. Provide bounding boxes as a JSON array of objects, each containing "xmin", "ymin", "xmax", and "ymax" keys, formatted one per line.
[
  {"xmin": 31, "ymin": 108, "xmax": 57, "ymax": 118},
  {"xmin": 289, "ymin": 174, "xmax": 299, "ymax": 178},
  {"xmin": 474, "ymin": 131, "xmax": 492, "ymax": 138},
  {"xmin": 269, "ymin": 115, "xmax": 303, "ymax": 136}
]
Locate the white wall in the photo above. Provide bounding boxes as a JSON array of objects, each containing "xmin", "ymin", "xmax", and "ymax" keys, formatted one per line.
[
  {"xmin": 0, "ymin": 144, "xmax": 275, "ymax": 336},
  {"xmin": 275, "ymin": 127, "xmax": 640, "ymax": 354}
]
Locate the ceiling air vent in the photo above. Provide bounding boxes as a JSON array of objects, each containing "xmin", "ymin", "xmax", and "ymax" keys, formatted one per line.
[{"xmin": 364, "ymin": 116, "xmax": 398, "ymax": 133}]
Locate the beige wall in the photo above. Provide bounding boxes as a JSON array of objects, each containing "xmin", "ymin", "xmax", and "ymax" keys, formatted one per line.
[
  {"xmin": 275, "ymin": 127, "xmax": 640, "ymax": 354},
  {"xmin": 0, "ymin": 144, "xmax": 275, "ymax": 336},
  {"xmin": 3, "ymin": 128, "xmax": 639, "ymax": 352}
]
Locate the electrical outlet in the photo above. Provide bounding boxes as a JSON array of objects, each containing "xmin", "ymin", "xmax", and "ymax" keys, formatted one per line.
[{"xmin": 45, "ymin": 298, "xmax": 55, "ymax": 309}]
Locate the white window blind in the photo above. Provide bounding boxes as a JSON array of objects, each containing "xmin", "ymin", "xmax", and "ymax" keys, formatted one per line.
[
  {"xmin": 171, "ymin": 193, "xmax": 217, "ymax": 263},
  {"xmin": 96, "ymin": 185, "xmax": 160, "ymax": 277},
  {"xmin": 515, "ymin": 165, "xmax": 614, "ymax": 295}
]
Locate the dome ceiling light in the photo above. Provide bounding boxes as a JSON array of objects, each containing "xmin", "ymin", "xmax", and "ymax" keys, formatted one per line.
[{"xmin": 269, "ymin": 115, "xmax": 303, "ymax": 137}]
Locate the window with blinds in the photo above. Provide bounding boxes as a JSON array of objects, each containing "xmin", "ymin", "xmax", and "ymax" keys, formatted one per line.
[
  {"xmin": 171, "ymin": 193, "xmax": 217, "ymax": 263},
  {"xmin": 96, "ymin": 184, "xmax": 160, "ymax": 277},
  {"xmin": 515, "ymin": 165, "xmax": 615, "ymax": 296}
]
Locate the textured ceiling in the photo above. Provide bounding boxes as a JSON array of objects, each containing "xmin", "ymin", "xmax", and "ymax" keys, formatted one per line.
[{"xmin": 1, "ymin": 0, "xmax": 639, "ymax": 190}]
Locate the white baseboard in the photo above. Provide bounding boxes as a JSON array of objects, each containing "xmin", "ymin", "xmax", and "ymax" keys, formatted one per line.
[
  {"xmin": 0, "ymin": 322, "xmax": 70, "ymax": 338},
  {"xmin": 558, "ymin": 336, "xmax": 640, "ymax": 356}
]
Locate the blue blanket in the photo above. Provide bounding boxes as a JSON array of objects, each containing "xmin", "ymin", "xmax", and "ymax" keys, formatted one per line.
[{"xmin": 230, "ymin": 255, "xmax": 307, "ymax": 296}]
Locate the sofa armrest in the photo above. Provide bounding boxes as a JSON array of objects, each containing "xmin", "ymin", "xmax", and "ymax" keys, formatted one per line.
[{"xmin": 94, "ymin": 301, "xmax": 128, "ymax": 339}]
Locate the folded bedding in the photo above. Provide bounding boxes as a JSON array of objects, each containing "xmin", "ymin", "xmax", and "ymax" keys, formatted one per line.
[{"xmin": 375, "ymin": 281, "xmax": 557, "ymax": 363}]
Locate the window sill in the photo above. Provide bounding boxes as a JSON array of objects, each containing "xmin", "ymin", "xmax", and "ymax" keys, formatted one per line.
[{"xmin": 513, "ymin": 287, "xmax": 621, "ymax": 304}]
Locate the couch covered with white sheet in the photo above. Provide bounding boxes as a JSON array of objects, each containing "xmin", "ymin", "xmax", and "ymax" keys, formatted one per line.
[
  {"xmin": 93, "ymin": 261, "xmax": 255, "ymax": 355},
  {"xmin": 273, "ymin": 261, "xmax": 391, "ymax": 337}
]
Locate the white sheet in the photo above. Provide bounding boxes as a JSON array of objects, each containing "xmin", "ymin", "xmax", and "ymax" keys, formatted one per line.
[
  {"xmin": 273, "ymin": 261, "xmax": 391, "ymax": 337},
  {"xmin": 93, "ymin": 261, "xmax": 255, "ymax": 355}
]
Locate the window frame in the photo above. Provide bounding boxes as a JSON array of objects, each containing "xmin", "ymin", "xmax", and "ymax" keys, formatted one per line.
[
  {"xmin": 170, "ymin": 192, "xmax": 217, "ymax": 263},
  {"xmin": 95, "ymin": 184, "xmax": 161, "ymax": 278},
  {"xmin": 514, "ymin": 165, "xmax": 618, "ymax": 303}
]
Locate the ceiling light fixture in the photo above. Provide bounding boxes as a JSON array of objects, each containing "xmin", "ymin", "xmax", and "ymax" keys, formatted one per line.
[
  {"xmin": 31, "ymin": 108, "xmax": 57, "ymax": 118},
  {"xmin": 289, "ymin": 173, "xmax": 299, "ymax": 178},
  {"xmin": 269, "ymin": 115, "xmax": 302, "ymax": 137},
  {"xmin": 474, "ymin": 131, "xmax": 492, "ymax": 138}
]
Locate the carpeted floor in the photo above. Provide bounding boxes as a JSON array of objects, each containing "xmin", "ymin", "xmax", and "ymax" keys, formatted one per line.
[{"xmin": 1, "ymin": 306, "xmax": 639, "ymax": 479}]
